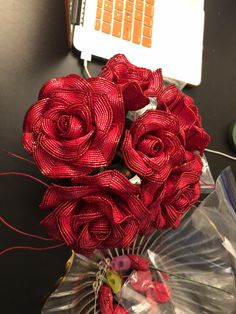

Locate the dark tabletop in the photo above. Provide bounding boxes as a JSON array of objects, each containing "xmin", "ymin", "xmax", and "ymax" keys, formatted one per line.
[{"xmin": 0, "ymin": 1, "xmax": 236, "ymax": 313}]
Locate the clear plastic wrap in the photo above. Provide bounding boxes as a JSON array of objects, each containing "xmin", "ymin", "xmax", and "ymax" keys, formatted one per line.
[
  {"xmin": 199, "ymin": 153, "xmax": 215, "ymax": 194},
  {"xmin": 198, "ymin": 166, "xmax": 236, "ymax": 261},
  {"xmin": 42, "ymin": 168, "xmax": 236, "ymax": 314}
]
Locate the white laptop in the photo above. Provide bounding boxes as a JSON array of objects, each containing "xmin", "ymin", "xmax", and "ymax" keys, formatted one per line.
[{"xmin": 71, "ymin": 0, "xmax": 205, "ymax": 85}]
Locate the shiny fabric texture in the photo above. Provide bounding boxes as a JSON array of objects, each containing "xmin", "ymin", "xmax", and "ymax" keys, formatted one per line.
[
  {"xmin": 22, "ymin": 75, "xmax": 124, "ymax": 178},
  {"xmin": 22, "ymin": 54, "xmax": 210, "ymax": 254},
  {"xmin": 122, "ymin": 110, "xmax": 187, "ymax": 183},
  {"xmin": 99, "ymin": 54, "xmax": 163, "ymax": 111},
  {"xmin": 157, "ymin": 84, "xmax": 210, "ymax": 154},
  {"xmin": 40, "ymin": 171, "xmax": 149, "ymax": 254},
  {"xmin": 141, "ymin": 151, "xmax": 202, "ymax": 229}
]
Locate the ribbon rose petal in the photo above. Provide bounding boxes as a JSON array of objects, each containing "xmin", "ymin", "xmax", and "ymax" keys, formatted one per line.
[
  {"xmin": 157, "ymin": 84, "xmax": 210, "ymax": 154},
  {"xmin": 40, "ymin": 170, "xmax": 150, "ymax": 254},
  {"xmin": 22, "ymin": 75, "xmax": 125, "ymax": 178},
  {"xmin": 99, "ymin": 54, "xmax": 164, "ymax": 111},
  {"xmin": 141, "ymin": 151, "xmax": 202, "ymax": 229},
  {"xmin": 122, "ymin": 110, "xmax": 186, "ymax": 183}
]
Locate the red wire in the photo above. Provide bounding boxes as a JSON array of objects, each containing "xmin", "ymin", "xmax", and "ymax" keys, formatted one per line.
[
  {"xmin": 200, "ymin": 179, "xmax": 215, "ymax": 188},
  {"xmin": 0, "ymin": 172, "xmax": 49, "ymax": 188},
  {"xmin": 0, "ymin": 243, "xmax": 65, "ymax": 256},
  {"xmin": 0, "ymin": 148, "xmax": 35, "ymax": 165},
  {"xmin": 0, "ymin": 216, "xmax": 54, "ymax": 241}
]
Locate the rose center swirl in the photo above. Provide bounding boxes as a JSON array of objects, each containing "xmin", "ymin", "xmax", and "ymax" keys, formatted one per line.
[
  {"xmin": 57, "ymin": 115, "xmax": 70, "ymax": 132},
  {"xmin": 57, "ymin": 114, "xmax": 86, "ymax": 139},
  {"xmin": 137, "ymin": 136, "xmax": 164, "ymax": 157}
]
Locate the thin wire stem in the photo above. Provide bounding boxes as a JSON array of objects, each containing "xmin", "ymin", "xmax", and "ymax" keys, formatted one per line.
[
  {"xmin": 0, "ymin": 148, "xmax": 35, "ymax": 165},
  {"xmin": 0, "ymin": 216, "xmax": 54, "ymax": 241},
  {"xmin": 0, "ymin": 172, "xmax": 49, "ymax": 188},
  {"xmin": 0, "ymin": 243, "xmax": 65, "ymax": 256}
]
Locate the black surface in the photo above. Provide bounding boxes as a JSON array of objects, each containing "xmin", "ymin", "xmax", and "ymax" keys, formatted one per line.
[{"xmin": 0, "ymin": 1, "xmax": 236, "ymax": 313}]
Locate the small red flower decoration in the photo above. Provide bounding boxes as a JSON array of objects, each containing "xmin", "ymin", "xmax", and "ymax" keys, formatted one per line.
[
  {"xmin": 22, "ymin": 75, "xmax": 124, "ymax": 178},
  {"xmin": 141, "ymin": 151, "xmax": 202, "ymax": 229},
  {"xmin": 130, "ymin": 270, "xmax": 153, "ymax": 292},
  {"xmin": 157, "ymin": 84, "xmax": 210, "ymax": 154},
  {"xmin": 99, "ymin": 54, "xmax": 163, "ymax": 111},
  {"xmin": 127, "ymin": 254, "xmax": 150, "ymax": 271},
  {"xmin": 122, "ymin": 110, "xmax": 186, "ymax": 183},
  {"xmin": 40, "ymin": 170, "xmax": 149, "ymax": 254},
  {"xmin": 146, "ymin": 280, "xmax": 171, "ymax": 304}
]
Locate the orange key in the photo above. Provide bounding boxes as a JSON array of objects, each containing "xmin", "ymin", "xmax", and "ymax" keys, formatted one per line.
[
  {"xmin": 126, "ymin": 1, "xmax": 134, "ymax": 12},
  {"xmin": 112, "ymin": 21, "xmax": 122, "ymax": 37},
  {"xmin": 104, "ymin": 0, "xmax": 113, "ymax": 12},
  {"xmin": 124, "ymin": 11, "xmax": 133, "ymax": 23},
  {"xmin": 97, "ymin": 0, "xmax": 103, "ymax": 8},
  {"xmin": 96, "ymin": 8, "xmax": 102, "ymax": 19},
  {"xmin": 103, "ymin": 11, "xmax": 112, "ymax": 23},
  {"xmin": 95, "ymin": 19, "xmax": 101, "ymax": 31},
  {"xmin": 145, "ymin": 3, "xmax": 154, "ymax": 17},
  {"xmin": 114, "ymin": 10, "xmax": 123, "ymax": 21},
  {"xmin": 144, "ymin": 16, "xmax": 153, "ymax": 27},
  {"xmin": 143, "ymin": 26, "xmax": 152, "ymax": 38},
  {"xmin": 132, "ymin": 20, "xmax": 142, "ymax": 44},
  {"xmin": 135, "ymin": 10, "xmax": 143, "ymax": 21},
  {"xmin": 142, "ymin": 36, "xmax": 152, "ymax": 48},
  {"xmin": 102, "ymin": 22, "xmax": 111, "ymax": 34},
  {"xmin": 115, "ymin": 0, "xmax": 124, "ymax": 11},
  {"xmin": 136, "ymin": 0, "xmax": 144, "ymax": 11},
  {"xmin": 123, "ymin": 22, "xmax": 132, "ymax": 41}
]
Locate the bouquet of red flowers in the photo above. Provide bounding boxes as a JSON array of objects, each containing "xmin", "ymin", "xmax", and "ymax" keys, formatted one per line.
[
  {"xmin": 22, "ymin": 54, "xmax": 210, "ymax": 256},
  {"xmin": 4, "ymin": 54, "xmax": 236, "ymax": 314}
]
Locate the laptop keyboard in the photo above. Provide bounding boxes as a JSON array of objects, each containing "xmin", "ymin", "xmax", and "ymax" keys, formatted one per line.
[{"xmin": 95, "ymin": 0, "xmax": 155, "ymax": 48}]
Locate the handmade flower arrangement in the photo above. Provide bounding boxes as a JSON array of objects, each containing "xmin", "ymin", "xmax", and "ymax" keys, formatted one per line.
[
  {"xmin": 22, "ymin": 54, "xmax": 210, "ymax": 255},
  {"xmin": 21, "ymin": 54, "xmax": 211, "ymax": 313}
]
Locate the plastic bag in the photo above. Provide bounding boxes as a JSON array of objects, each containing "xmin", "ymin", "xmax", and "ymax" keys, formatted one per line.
[
  {"xmin": 117, "ymin": 168, "xmax": 236, "ymax": 313},
  {"xmin": 42, "ymin": 168, "xmax": 236, "ymax": 314},
  {"xmin": 197, "ymin": 166, "xmax": 236, "ymax": 260},
  {"xmin": 120, "ymin": 270, "xmax": 171, "ymax": 314}
]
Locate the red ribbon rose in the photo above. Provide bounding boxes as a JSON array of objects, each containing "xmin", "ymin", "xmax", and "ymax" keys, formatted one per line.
[
  {"xmin": 122, "ymin": 110, "xmax": 186, "ymax": 183},
  {"xmin": 22, "ymin": 75, "xmax": 124, "ymax": 178},
  {"xmin": 99, "ymin": 54, "xmax": 163, "ymax": 111},
  {"xmin": 157, "ymin": 84, "xmax": 210, "ymax": 154},
  {"xmin": 40, "ymin": 170, "xmax": 150, "ymax": 254},
  {"xmin": 141, "ymin": 151, "xmax": 202, "ymax": 229}
]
